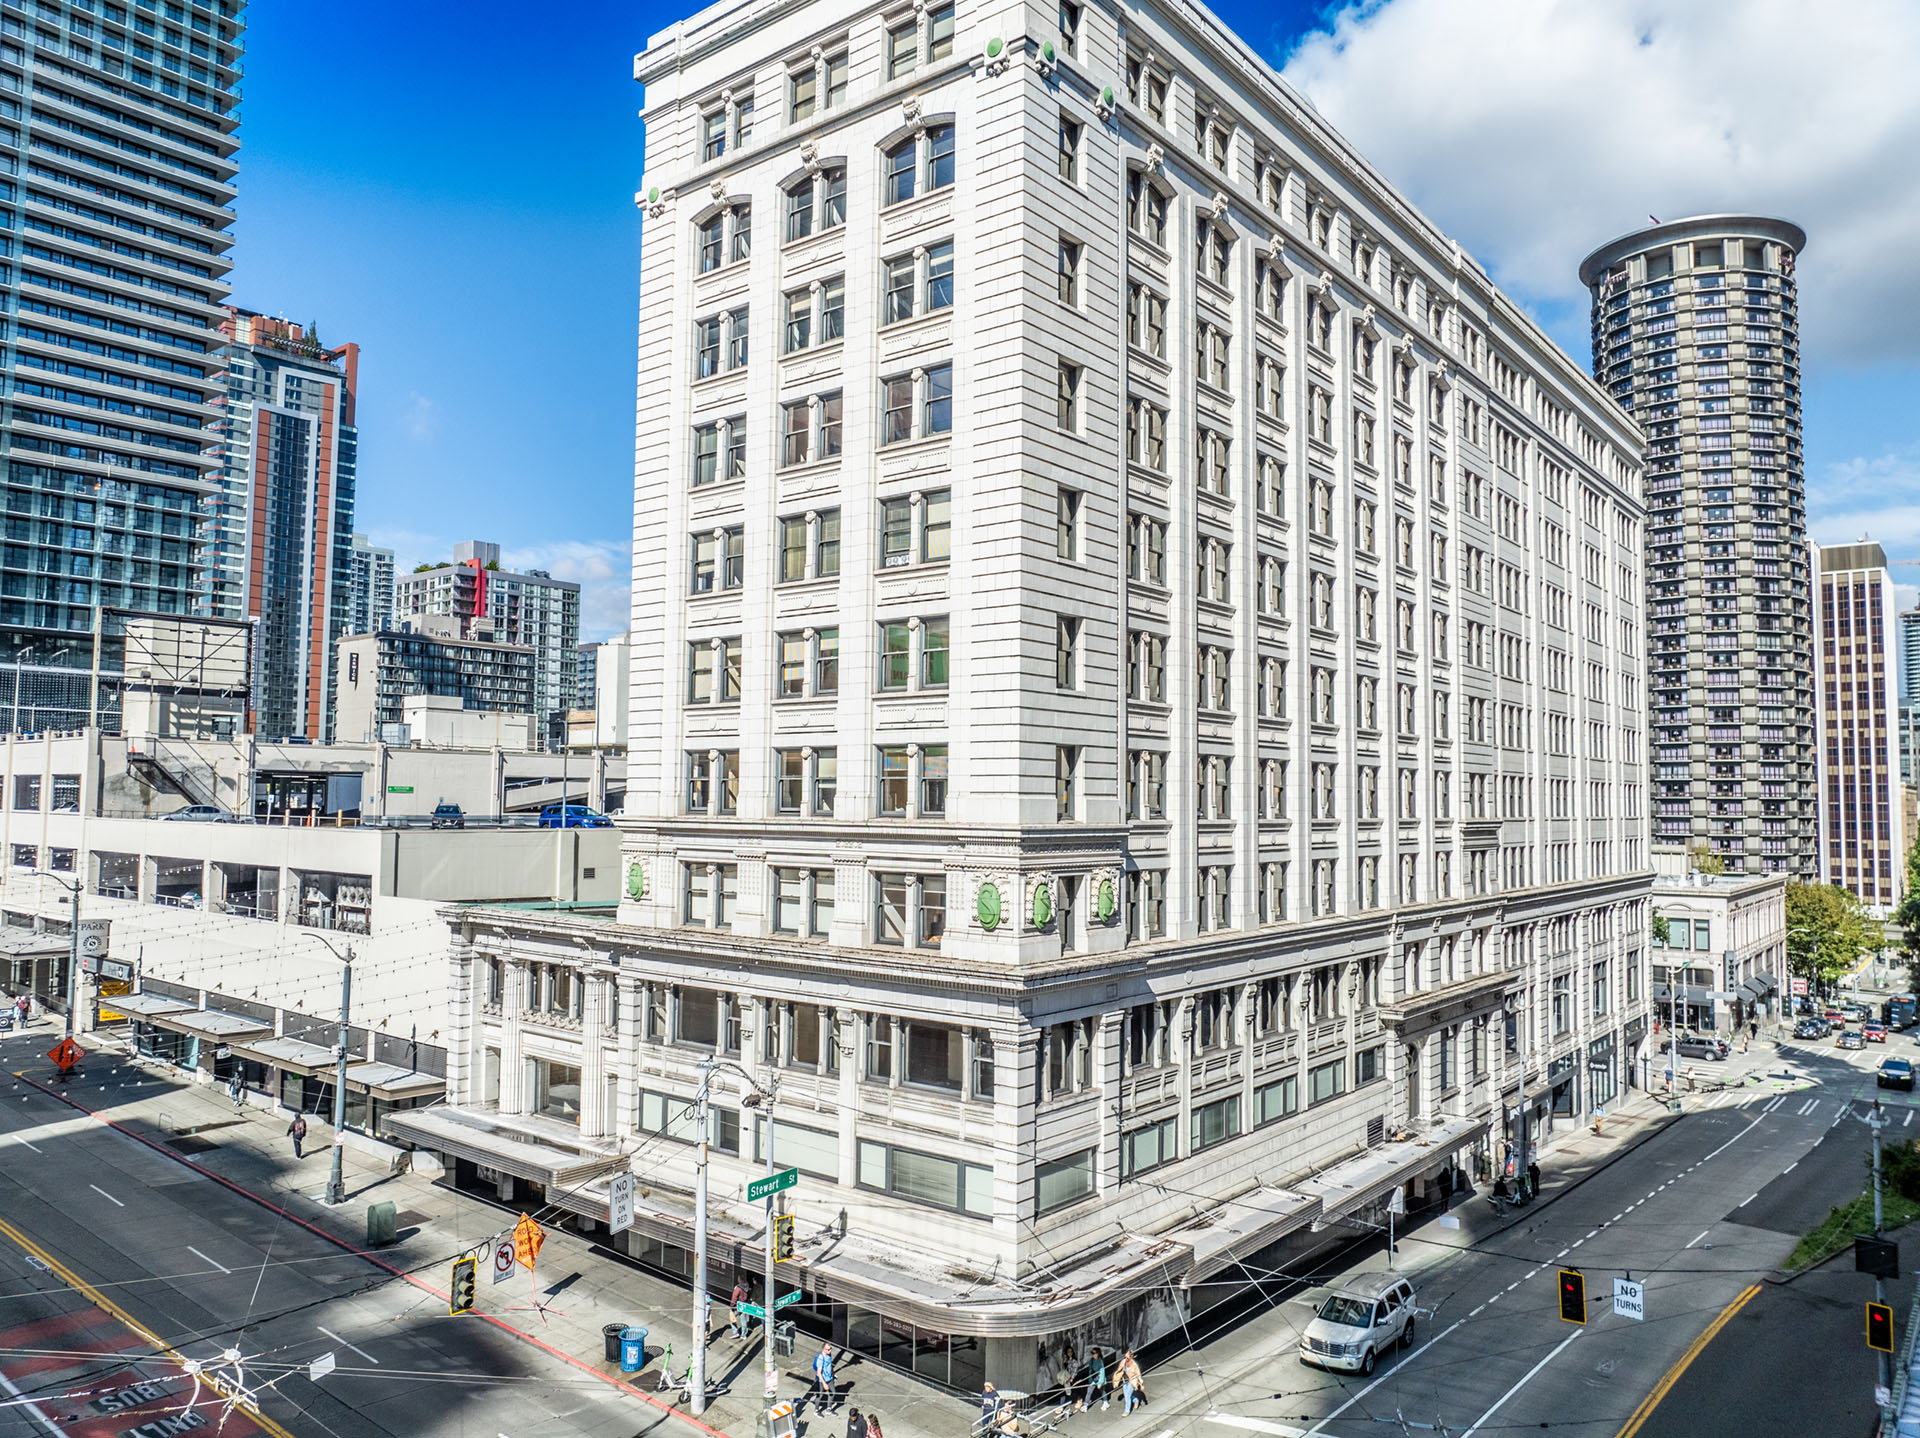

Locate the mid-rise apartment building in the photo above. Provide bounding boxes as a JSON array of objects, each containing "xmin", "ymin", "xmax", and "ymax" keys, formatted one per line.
[
  {"xmin": 0, "ymin": 1, "xmax": 245, "ymax": 731},
  {"xmin": 202, "ymin": 310, "xmax": 359, "ymax": 742},
  {"xmin": 399, "ymin": 0, "xmax": 1651, "ymax": 1391},
  {"xmin": 347, "ymin": 532, "xmax": 396, "ymax": 637},
  {"xmin": 334, "ymin": 620, "xmax": 535, "ymax": 746},
  {"xmin": 394, "ymin": 540, "xmax": 580, "ymax": 743},
  {"xmin": 1578, "ymin": 217, "xmax": 1812, "ymax": 877},
  {"xmin": 1814, "ymin": 541, "xmax": 1904, "ymax": 912}
]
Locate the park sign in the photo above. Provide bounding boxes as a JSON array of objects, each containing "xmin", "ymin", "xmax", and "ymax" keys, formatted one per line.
[{"xmin": 748, "ymin": 1167, "xmax": 798, "ymax": 1203}]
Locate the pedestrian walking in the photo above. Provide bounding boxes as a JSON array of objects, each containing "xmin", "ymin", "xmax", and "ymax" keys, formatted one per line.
[
  {"xmin": 728, "ymin": 1279, "xmax": 751, "ymax": 1339},
  {"xmin": 286, "ymin": 1112, "xmax": 308, "ymax": 1158},
  {"xmin": 1074, "ymin": 1346, "xmax": 1107, "ymax": 1411},
  {"xmin": 1526, "ymin": 1160, "xmax": 1541, "ymax": 1200},
  {"xmin": 1115, "ymin": 1348, "xmax": 1146, "ymax": 1413},
  {"xmin": 14, "ymin": 994, "xmax": 28, "ymax": 1027},
  {"xmin": 228, "ymin": 1070, "xmax": 245, "ymax": 1110},
  {"xmin": 811, "ymin": 1342, "xmax": 837, "ymax": 1415},
  {"xmin": 845, "ymin": 1406, "xmax": 869, "ymax": 1438},
  {"xmin": 866, "ymin": 1411, "xmax": 885, "ymax": 1438}
]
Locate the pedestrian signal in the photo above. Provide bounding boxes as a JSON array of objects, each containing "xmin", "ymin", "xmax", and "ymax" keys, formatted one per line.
[
  {"xmin": 1869, "ymin": 1301, "xmax": 1894, "ymax": 1353},
  {"xmin": 450, "ymin": 1255, "xmax": 478, "ymax": 1315},
  {"xmin": 773, "ymin": 1213, "xmax": 795, "ymax": 1263},
  {"xmin": 1558, "ymin": 1270, "xmax": 1586, "ymax": 1324}
]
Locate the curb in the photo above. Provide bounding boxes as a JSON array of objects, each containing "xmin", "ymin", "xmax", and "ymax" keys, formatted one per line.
[
  {"xmin": 11, "ymin": 1064, "xmax": 737, "ymax": 1438},
  {"xmin": 1472, "ymin": 1103, "xmax": 1683, "ymax": 1238}
]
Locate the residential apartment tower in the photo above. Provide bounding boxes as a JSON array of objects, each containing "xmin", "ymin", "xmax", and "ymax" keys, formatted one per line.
[{"xmin": 1814, "ymin": 541, "xmax": 1904, "ymax": 912}]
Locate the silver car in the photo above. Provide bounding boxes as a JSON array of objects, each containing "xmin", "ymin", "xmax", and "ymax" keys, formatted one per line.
[
  {"xmin": 1299, "ymin": 1272, "xmax": 1417, "ymax": 1375},
  {"xmin": 158, "ymin": 804, "xmax": 232, "ymax": 822}
]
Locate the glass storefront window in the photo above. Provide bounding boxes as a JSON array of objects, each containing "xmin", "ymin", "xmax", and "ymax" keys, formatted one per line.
[{"xmin": 533, "ymin": 1058, "xmax": 582, "ymax": 1123}]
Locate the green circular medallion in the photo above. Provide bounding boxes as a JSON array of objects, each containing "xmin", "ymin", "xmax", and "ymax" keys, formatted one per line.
[
  {"xmin": 1032, "ymin": 883, "xmax": 1053, "ymax": 928},
  {"xmin": 977, "ymin": 882, "xmax": 1002, "ymax": 931},
  {"xmin": 626, "ymin": 863, "xmax": 647, "ymax": 900},
  {"xmin": 986, "ymin": 36, "xmax": 1003, "ymax": 57},
  {"xmin": 1095, "ymin": 878, "xmax": 1116, "ymax": 922},
  {"xmin": 647, "ymin": 186, "xmax": 660, "ymax": 204},
  {"xmin": 1042, "ymin": 40, "xmax": 1056, "ymax": 63}
]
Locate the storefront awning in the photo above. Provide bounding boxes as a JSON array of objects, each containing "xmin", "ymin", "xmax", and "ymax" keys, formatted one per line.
[
  {"xmin": 0, "ymin": 929, "xmax": 69, "ymax": 957},
  {"xmin": 1755, "ymin": 971, "xmax": 1779, "ymax": 993},
  {"xmin": 109, "ymin": 992, "xmax": 195, "ymax": 1019},
  {"xmin": 228, "ymin": 1035, "xmax": 338, "ymax": 1075},
  {"xmin": 383, "ymin": 1106, "xmax": 623, "ymax": 1187},
  {"xmin": 1738, "ymin": 979, "xmax": 1768, "ymax": 1001},
  {"xmin": 1175, "ymin": 1185, "xmax": 1321, "ymax": 1283},
  {"xmin": 345, "ymin": 1062, "xmax": 445, "ymax": 1101},
  {"xmin": 1296, "ymin": 1115, "xmax": 1486, "ymax": 1225},
  {"xmin": 151, "ymin": 1008, "xmax": 272, "ymax": 1042}
]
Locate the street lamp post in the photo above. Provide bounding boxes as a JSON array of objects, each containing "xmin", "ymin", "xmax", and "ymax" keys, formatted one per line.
[
  {"xmin": 686, "ymin": 1055, "xmax": 773, "ymax": 1417},
  {"xmin": 302, "ymin": 932, "xmax": 356, "ymax": 1207},
  {"xmin": 31, "ymin": 870, "xmax": 83, "ymax": 1039}
]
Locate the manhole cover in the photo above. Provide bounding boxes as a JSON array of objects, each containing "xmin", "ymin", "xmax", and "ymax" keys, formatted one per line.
[{"xmin": 393, "ymin": 1210, "xmax": 431, "ymax": 1227}]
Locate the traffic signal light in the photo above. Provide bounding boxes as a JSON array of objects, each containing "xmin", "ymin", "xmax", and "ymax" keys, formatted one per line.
[
  {"xmin": 1558, "ymin": 1270, "xmax": 1587, "ymax": 1324},
  {"xmin": 1868, "ymin": 1301, "xmax": 1894, "ymax": 1353},
  {"xmin": 449, "ymin": 1256, "xmax": 477, "ymax": 1316},
  {"xmin": 773, "ymin": 1213, "xmax": 795, "ymax": 1263}
]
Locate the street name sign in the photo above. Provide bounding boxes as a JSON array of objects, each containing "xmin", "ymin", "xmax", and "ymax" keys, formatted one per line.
[
  {"xmin": 749, "ymin": 1167, "xmax": 798, "ymax": 1202},
  {"xmin": 608, "ymin": 1172, "xmax": 636, "ymax": 1235},
  {"xmin": 1612, "ymin": 1277, "xmax": 1645, "ymax": 1321},
  {"xmin": 735, "ymin": 1302, "xmax": 768, "ymax": 1319},
  {"xmin": 774, "ymin": 1290, "xmax": 803, "ymax": 1309}
]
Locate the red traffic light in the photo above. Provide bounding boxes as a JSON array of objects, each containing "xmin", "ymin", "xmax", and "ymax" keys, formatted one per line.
[
  {"xmin": 1868, "ymin": 1301, "xmax": 1894, "ymax": 1353},
  {"xmin": 1558, "ymin": 1270, "xmax": 1587, "ymax": 1324}
]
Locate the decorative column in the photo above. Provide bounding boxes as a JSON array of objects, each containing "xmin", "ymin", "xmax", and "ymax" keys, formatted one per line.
[
  {"xmin": 446, "ymin": 925, "xmax": 476, "ymax": 1105},
  {"xmin": 499, "ymin": 957, "xmax": 527, "ymax": 1115},
  {"xmin": 614, "ymin": 966, "xmax": 639, "ymax": 1138},
  {"xmin": 581, "ymin": 970, "xmax": 608, "ymax": 1138}
]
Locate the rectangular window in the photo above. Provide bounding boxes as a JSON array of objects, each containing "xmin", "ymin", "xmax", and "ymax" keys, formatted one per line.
[
  {"xmin": 1120, "ymin": 1116, "xmax": 1177, "ymax": 1179},
  {"xmin": 922, "ymin": 617, "xmax": 950, "ymax": 686},
  {"xmin": 1057, "ymin": 488, "xmax": 1081, "ymax": 560},
  {"xmin": 1058, "ymin": 238, "xmax": 1082, "ymax": 305},
  {"xmin": 878, "ymin": 747, "xmax": 910, "ymax": 816},
  {"xmin": 1055, "ymin": 745, "xmax": 1078, "ymax": 821},
  {"xmin": 1056, "ymin": 616, "xmax": 1081, "ymax": 689},
  {"xmin": 1057, "ymin": 112, "xmax": 1082, "ymax": 182},
  {"xmin": 1035, "ymin": 1150, "xmax": 1094, "ymax": 1214},
  {"xmin": 1255, "ymin": 1074, "xmax": 1297, "ymax": 1125},
  {"xmin": 1192, "ymin": 1094, "xmax": 1241, "ymax": 1152},
  {"xmin": 1057, "ymin": 360, "xmax": 1081, "ymax": 430},
  {"xmin": 924, "ymin": 488, "xmax": 952, "ymax": 559},
  {"xmin": 1308, "ymin": 1059, "xmax": 1345, "ymax": 1105},
  {"xmin": 857, "ymin": 1138, "xmax": 992, "ymax": 1217}
]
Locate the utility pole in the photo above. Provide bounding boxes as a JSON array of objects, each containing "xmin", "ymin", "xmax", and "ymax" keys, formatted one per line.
[
  {"xmin": 690, "ymin": 1062, "xmax": 712, "ymax": 1415},
  {"xmin": 1871, "ymin": 1101, "xmax": 1892, "ymax": 1403},
  {"xmin": 326, "ymin": 950, "xmax": 353, "ymax": 1206},
  {"xmin": 62, "ymin": 877, "xmax": 79, "ymax": 1041},
  {"xmin": 762, "ymin": 1084, "xmax": 778, "ymax": 1405}
]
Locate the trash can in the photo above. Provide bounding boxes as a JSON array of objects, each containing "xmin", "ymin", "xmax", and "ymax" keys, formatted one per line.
[
  {"xmin": 603, "ymin": 1323, "xmax": 625, "ymax": 1363},
  {"xmin": 619, "ymin": 1326, "xmax": 649, "ymax": 1374}
]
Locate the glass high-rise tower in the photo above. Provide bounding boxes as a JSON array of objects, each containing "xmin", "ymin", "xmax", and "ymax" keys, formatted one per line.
[
  {"xmin": 0, "ymin": 1, "xmax": 244, "ymax": 730},
  {"xmin": 1579, "ymin": 216, "xmax": 1812, "ymax": 877}
]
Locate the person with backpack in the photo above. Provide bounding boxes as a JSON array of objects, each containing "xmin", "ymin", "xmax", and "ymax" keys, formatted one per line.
[
  {"xmin": 1114, "ymin": 1349, "xmax": 1147, "ymax": 1413},
  {"xmin": 287, "ymin": 1112, "xmax": 308, "ymax": 1158},
  {"xmin": 728, "ymin": 1279, "xmax": 751, "ymax": 1339}
]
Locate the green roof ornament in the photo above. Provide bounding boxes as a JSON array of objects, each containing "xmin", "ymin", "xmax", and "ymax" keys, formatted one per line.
[
  {"xmin": 986, "ymin": 36, "xmax": 1004, "ymax": 57},
  {"xmin": 1101, "ymin": 84, "xmax": 1115, "ymax": 108},
  {"xmin": 977, "ymin": 881, "xmax": 1003, "ymax": 931},
  {"xmin": 1032, "ymin": 882, "xmax": 1053, "ymax": 929},
  {"xmin": 1041, "ymin": 40, "xmax": 1056, "ymax": 63},
  {"xmin": 626, "ymin": 863, "xmax": 646, "ymax": 900},
  {"xmin": 647, "ymin": 186, "xmax": 660, "ymax": 204}
]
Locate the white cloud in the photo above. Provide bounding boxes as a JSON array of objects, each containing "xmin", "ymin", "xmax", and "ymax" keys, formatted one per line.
[
  {"xmin": 1281, "ymin": 0, "xmax": 1920, "ymax": 365},
  {"xmin": 1808, "ymin": 446, "xmax": 1920, "ymax": 603},
  {"xmin": 402, "ymin": 390, "xmax": 438, "ymax": 441}
]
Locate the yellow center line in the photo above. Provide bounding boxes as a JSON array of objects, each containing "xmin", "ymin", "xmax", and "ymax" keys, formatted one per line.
[
  {"xmin": 1613, "ymin": 1283, "xmax": 1762, "ymax": 1438},
  {"xmin": 0, "ymin": 1215, "xmax": 301, "ymax": 1438}
]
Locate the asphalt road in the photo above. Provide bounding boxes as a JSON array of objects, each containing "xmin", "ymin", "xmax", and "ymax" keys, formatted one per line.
[
  {"xmin": 1153, "ymin": 1037, "xmax": 1920, "ymax": 1438},
  {"xmin": 0, "ymin": 1038, "xmax": 669, "ymax": 1438}
]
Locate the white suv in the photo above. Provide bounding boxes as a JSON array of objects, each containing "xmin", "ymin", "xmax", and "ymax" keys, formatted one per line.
[{"xmin": 1298, "ymin": 1272, "xmax": 1416, "ymax": 1376}]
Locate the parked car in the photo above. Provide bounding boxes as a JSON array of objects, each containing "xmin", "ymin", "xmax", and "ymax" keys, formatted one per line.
[
  {"xmin": 1865, "ymin": 1022, "xmax": 1889, "ymax": 1044},
  {"xmin": 539, "ymin": 804, "xmax": 612, "ymax": 829},
  {"xmin": 1839, "ymin": 1030, "xmax": 1866, "ymax": 1051},
  {"xmin": 1793, "ymin": 1018, "xmax": 1830, "ymax": 1040},
  {"xmin": 1299, "ymin": 1272, "xmax": 1417, "ymax": 1376},
  {"xmin": 159, "ymin": 804, "xmax": 231, "ymax": 823},
  {"xmin": 1880, "ymin": 1058, "xmax": 1916, "ymax": 1091},
  {"xmin": 430, "ymin": 803, "xmax": 465, "ymax": 829}
]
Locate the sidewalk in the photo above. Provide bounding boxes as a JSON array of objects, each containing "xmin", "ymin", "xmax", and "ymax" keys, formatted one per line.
[{"xmin": 28, "ymin": 1031, "xmax": 984, "ymax": 1438}]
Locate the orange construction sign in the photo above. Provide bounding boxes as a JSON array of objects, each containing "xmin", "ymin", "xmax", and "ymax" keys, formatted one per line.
[
  {"xmin": 47, "ymin": 1038, "xmax": 81, "ymax": 1071},
  {"xmin": 512, "ymin": 1212, "xmax": 544, "ymax": 1271}
]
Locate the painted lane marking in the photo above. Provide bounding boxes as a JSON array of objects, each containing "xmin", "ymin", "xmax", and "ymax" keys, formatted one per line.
[
  {"xmin": 0, "ymin": 1366, "xmax": 73, "ymax": 1436},
  {"xmin": 317, "ymin": 1325, "xmax": 379, "ymax": 1365},
  {"xmin": 185, "ymin": 1245, "xmax": 230, "ymax": 1275},
  {"xmin": 9, "ymin": 1133, "xmax": 40, "ymax": 1152},
  {"xmin": 1304, "ymin": 1320, "xmax": 1464, "ymax": 1435},
  {"xmin": 1738, "ymin": 1193, "xmax": 1758, "ymax": 1207},
  {"xmin": 1782, "ymin": 1162, "xmax": 1797, "ymax": 1175},
  {"xmin": 1461, "ymin": 1330, "xmax": 1582, "ymax": 1437},
  {"xmin": 1206, "ymin": 1417, "xmax": 1303, "ymax": 1436},
  {"xmin": 88, "ymin": 1184, "xmax": 122, "ymax": 1207},
  {"xmin": 1686, "ymin": 1230, "xmax": 1711, "ymax": 1248}
]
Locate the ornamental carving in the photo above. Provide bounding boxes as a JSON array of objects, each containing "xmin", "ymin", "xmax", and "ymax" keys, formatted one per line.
[
  {"xmin": 1092, "ymin": 870, "xmax": 1119, "ymax": 924},
  {"xmin": 1028, "ymin": 875, "xmax": 1056, "ymax": 930},
  {"xmin": 976, "ymin": 880, "xmax": 1004, "ymax": 931},
  {"xmin": 626, "ymin": 862, "xmax": 647, "ymax": 900}
]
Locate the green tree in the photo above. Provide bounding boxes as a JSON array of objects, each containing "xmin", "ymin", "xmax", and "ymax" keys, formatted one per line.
[
  {"xmin": 1894, "ymin": 835, "xmax": 1920, "ymax": 991},
  {"xmin": 1785, "ymin": 881, "xmax": 1880, "ymax": 993},
  {"xmin": 1651, "ymin": 912, "xmax": 1671, "ymax": 947}
]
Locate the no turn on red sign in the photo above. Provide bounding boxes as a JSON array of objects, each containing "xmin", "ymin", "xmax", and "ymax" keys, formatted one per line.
[{"xmin": 491, "ymin": 1236, "xmax": 516, "ymax": 1285}]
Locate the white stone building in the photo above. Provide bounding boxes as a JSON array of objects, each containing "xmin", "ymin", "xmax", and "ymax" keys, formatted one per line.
[{"xmin": 403, "ymin": 0, "xmax": 1653, "ymax": 1392}]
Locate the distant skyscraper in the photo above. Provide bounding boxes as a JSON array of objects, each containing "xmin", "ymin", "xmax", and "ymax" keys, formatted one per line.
[
  {"xmin": 393, "ymin": 541, "xmax": 580, "ymax": 744},
  {"xmin": 1814, "ymin": 542, "xmax": 1904, "ymax": 912},
  {"xmin": 1580, "ymin": 216, "xmax": 1812, "ymax": 877},
  {"xmin": 0, "ymin": 3, "xmax": 245, "ymax": 730},
  {"xmin": 347, "ymin": 534, "xmax": 396, "ymax": 636},
  {"xmin": 1899, "ymin": 608, "xmax": 1920, "ymax": 786},
  {"xmin": 204, "ymin": 310, "xmax": 360, "ymax": 741}
]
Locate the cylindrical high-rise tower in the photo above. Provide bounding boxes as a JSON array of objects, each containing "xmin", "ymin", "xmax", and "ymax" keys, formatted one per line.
[{"xmin": 1578, "ymin": 216, "xmax": 1811, "ymax": 878}]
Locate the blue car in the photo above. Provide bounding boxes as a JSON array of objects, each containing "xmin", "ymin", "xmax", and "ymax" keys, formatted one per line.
[{"xmin": 540, "ymin": 804, "xmax": 612, "ymax": 829}]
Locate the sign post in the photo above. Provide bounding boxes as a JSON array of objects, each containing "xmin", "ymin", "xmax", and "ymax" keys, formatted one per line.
[{"xmin": 609, "ymin": 1173, "xmax": 636, "ymax": 1235}]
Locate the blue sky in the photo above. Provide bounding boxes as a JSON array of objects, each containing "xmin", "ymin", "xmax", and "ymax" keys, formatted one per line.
[{"xmin": 230, "ymin": 0, "xmax": 1920, "ymax": 638}]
